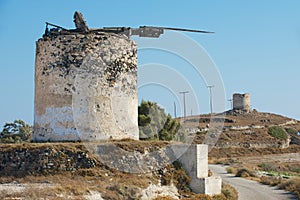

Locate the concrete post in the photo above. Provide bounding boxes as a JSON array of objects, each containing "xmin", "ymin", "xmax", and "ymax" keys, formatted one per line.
[{"xmin": 169, "ymin": 144, "xmax": 221, "ymax": 195}]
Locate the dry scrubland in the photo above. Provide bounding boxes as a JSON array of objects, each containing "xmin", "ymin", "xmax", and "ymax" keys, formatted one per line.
[
  {"xmin": 203, "ymin": 111, "xmax": 300, "ymax": 199},
  {"xmin": 1, "ymin": 111, "xmax": 300, "ymax": 199},
  {"xmin": 0, "ymin": 141, "xmax": 238, "ymax": 200}
]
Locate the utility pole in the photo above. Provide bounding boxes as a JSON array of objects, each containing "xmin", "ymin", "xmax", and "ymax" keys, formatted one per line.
[
  {"xmin": 207, "ymin": 85, "xmax": 214, "ymax": 114},
  {"xmin": 228, "ymin": 99, "xmax": 233, "ymax": 110},
  {"xmin": 174, "ymin": 101, "xmax": 177, "ymax": 118},
  {"xmin": 179, "ymin": 91, "xmax": 189, "ymax": 118}
]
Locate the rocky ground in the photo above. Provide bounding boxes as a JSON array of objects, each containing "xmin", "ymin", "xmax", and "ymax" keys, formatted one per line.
[
  {"xmin": 1, "ymin": 110, "xmax": 299, "ymax": 199},
  {"xmin": 184, "ymin": 110, "xmax": 300, "ymax": 151},
  {"xmin": 0, "ymin": 141, "xmax": 236, "ymax": 200}
]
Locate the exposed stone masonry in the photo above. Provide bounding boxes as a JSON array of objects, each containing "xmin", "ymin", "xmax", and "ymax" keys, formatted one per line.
[
  {"xmin": 233, "ymin": 93, "xmax": 251, "ymax": 113},
  {"xmin": 0, "ymin": 144, "xmax": 97, "ymax": 176},
  {"xmin": 34, "ymin": 30, "xmax": 138, "ymax": 141}
]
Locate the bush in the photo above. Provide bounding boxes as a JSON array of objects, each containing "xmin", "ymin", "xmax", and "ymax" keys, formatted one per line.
[
  {"xmin": 258, "ymin": 162, "xmax": 275, "ymax": 172},
  {"xmin": 159, "ymin": 161, "xmax": 191, "ymax": 193},
  {"xmin": 226, "ymin": 167, "xmax": 237, "ymax": 174},
  {"xmin": 221, "ymin": 183, "xmax": 238, "ymax": 200},
  {"xmin": 138, "ymin": 100, "xmax": 186, "ymax": 141},
  {"xmin": 260, "ymin": 176, "xmax": 282, "ymax": 186},
  {"xmin": 0, "ymin": 120, "xmax": 32, "ymax": 143},
  {"xmin": 190, "ymin": 183, "xmax": 238, "ymax": 200},
  {"xmin": 260, "ymin": 176, "xmax": 300, "ymax": 198},
  {"xmin": 268, "ymin": 126, "xmax": 287, "ymax": 140},
  {"xmin": 278, "ymin": 177, "xmax": 300, "ymax": 198},
  {"xmin": 285, "ymin": 127, "xmax": 298, "ymax": 136},
  {"xmin": 138, "ymin": 114, "xmax": 151, "ymax": 126},
  {"xmin": 138, "ymin": 100, "xmax": 166, "ymax": 140},
  {"xmin": 235, "ymin": 168, "xmax": 256, "ymax": 178}
]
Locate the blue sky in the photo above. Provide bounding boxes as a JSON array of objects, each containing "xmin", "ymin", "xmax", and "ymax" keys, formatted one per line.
[{"xmin": 0, "ymin": 1, "xmax": 299, "ymax": 127}]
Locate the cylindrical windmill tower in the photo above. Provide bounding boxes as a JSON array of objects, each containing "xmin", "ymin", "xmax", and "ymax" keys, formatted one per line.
[
  {"xmin": 232, "ymin": 93, "xmax": 251, "ymax": 113},
  {"xmin": 33, "ymin": 12, "xmax": 138, "ymax": 141}
]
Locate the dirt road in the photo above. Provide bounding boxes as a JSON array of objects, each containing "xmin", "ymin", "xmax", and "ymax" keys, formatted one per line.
[{"xmin": 209, "ymin": 164, "xmax": 298, "ymax": 200}]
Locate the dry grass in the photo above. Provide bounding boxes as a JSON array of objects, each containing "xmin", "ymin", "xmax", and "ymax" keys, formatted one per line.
[
  {"xmin": 0, "ymin": 141, "xmax": 173, "ymax": 199},
  {"xmin": 209, "ymin": 145, "xmax": 300, "ymax": 159},
  {"xmin": 0, "ymin": 175, "xmax": 97, "ymax": 199},
  {"xmin": 3, "ymin": 135, "xmax": 299, "ymax": 199},
  {"xmin": 220, "ymin": 183, "xmax": 239, "ymax": 200},
  {"xmin": 0, "ymin": 187, "xmax": 67, "ymax": 200},
  {"xmin": 278, "ymin": 177, "xmax": 300, "ymax": 198},
  {"xmin": 260, "ymin": 176, "xmax": 283, "ymax": 186},
  {"xmin": 258, "ymin": 162, "xmax": 300, "ymax": 177},
  {"xmin": 0, "ymin": 163, "xmax": 239, "ymax": 199},
  {"xmin": 260, "ymin": 176, "xmax": 300, "ymax": 198},
  {"xmin": 0, "ymin": 171, "xmax": 154, "ymax": 200},
  {"xmin": 216, "ymin": 152, "xmax": 300, "ymax": 198},
  {"xmin": 226, "ymin": 167, "xmax": 237, "ymax": 175},
  {"xmin": 177, "ymin": 183, "xmax": 238, "ymax": 200},
  {"xmin": 0, "ymin": 142, "xmax": 87, "ymax": 152},
  {"xmin": 114, "ymin": 139, "xmax": 169, "ymax": 153},
  {"xmin": 154, "ymin": 197, "xmax": 175, "ymax": 200}
]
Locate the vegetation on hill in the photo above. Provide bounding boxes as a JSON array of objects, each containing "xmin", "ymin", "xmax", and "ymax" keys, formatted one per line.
[
  {"xmin": 268, "ymin": 126, "xmax": 288, "ymax": 140},
  {"xmin": 0, "ymin": 120, "xmax": 32, "ymax": 143},
  {"xmin": 285, "ymin": 127, "xmax": 298, "ymax": 136}
]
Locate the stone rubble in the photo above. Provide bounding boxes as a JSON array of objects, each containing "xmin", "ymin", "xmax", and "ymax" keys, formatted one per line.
[{"xmin": 0, "ymin": 145, "xmax": 97, "ymax": 176}]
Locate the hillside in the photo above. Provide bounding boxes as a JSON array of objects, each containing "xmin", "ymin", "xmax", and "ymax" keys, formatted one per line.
[
  {"xmin": 0, "ymin": 110, "xmax": 299, "ymax": 199},
  {"xmin": 181, "ymin": 110, "xmax": 300, "ymax": 157},
  {"xmin": 0, "ymin": 141, "xmax": 238, "ymax": 200},
  {"xmin": 185, "ymin": 110, "xmax": 300, "ymax": 199}
]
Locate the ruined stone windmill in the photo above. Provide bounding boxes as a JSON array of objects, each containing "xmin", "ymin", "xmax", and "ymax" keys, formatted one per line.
[{"xmin": 33, "ymin": 12, "xmax": 212, "ymax": 142}]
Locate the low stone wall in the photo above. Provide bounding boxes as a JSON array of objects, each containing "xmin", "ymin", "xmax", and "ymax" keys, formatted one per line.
[
  {"xmin": 0, "ymin": 144, "xmax": 97, "ymax": 176},
  {"xmin": 0, "ymin": 143, "xmax": 222, "ymax": 195}
]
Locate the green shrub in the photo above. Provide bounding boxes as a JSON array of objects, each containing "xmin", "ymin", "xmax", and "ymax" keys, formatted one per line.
[
  {"xmin": 268, "ymin": 126, "xmax": 288, "ymax": 140},
  {"xmin": 287, "ymin": 164, "xmax": 300, "ymax": 173},
  {"xmin": 138, "ymin": 100, "xmax": 186, "ymax": 141},
  {"xmin": 258, "ymin": 163, "xmax": 275, "ymax": 172},
  {"xmin": 0, "ymin": 120, "xmax": 32, "ymax": 143},
  {"xmin": 285, "ymin": 127, "xmax": 298, "ymax": 136},
  {"xmin": 138, "ymin": 114, "xmax": 151, "ymax": 126}
]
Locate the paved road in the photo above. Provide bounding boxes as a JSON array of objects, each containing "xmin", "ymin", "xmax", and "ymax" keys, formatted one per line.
[{"xmin": 209, "ymin": 164, "xmax": 298, "ymax": 200}]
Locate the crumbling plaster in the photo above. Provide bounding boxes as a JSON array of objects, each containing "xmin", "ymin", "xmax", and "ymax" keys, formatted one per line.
[{"xmin": 34, "ymin": 32, "xmax": 138, "ymax": 141}]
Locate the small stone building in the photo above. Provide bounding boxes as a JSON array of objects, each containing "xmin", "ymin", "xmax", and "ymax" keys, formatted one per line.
[
  {"xmin": 33, "ymin": 13, "xmax": 138, "ymax": 141},
  {"xmin": 233, "ymin": 93, "xmax": 251, "ymax": 113}
]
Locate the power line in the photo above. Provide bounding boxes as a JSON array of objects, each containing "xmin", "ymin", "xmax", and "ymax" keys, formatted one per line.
[{"xmin": 179, "ymin": 91, "xmax": 189, "ymax": 118}]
